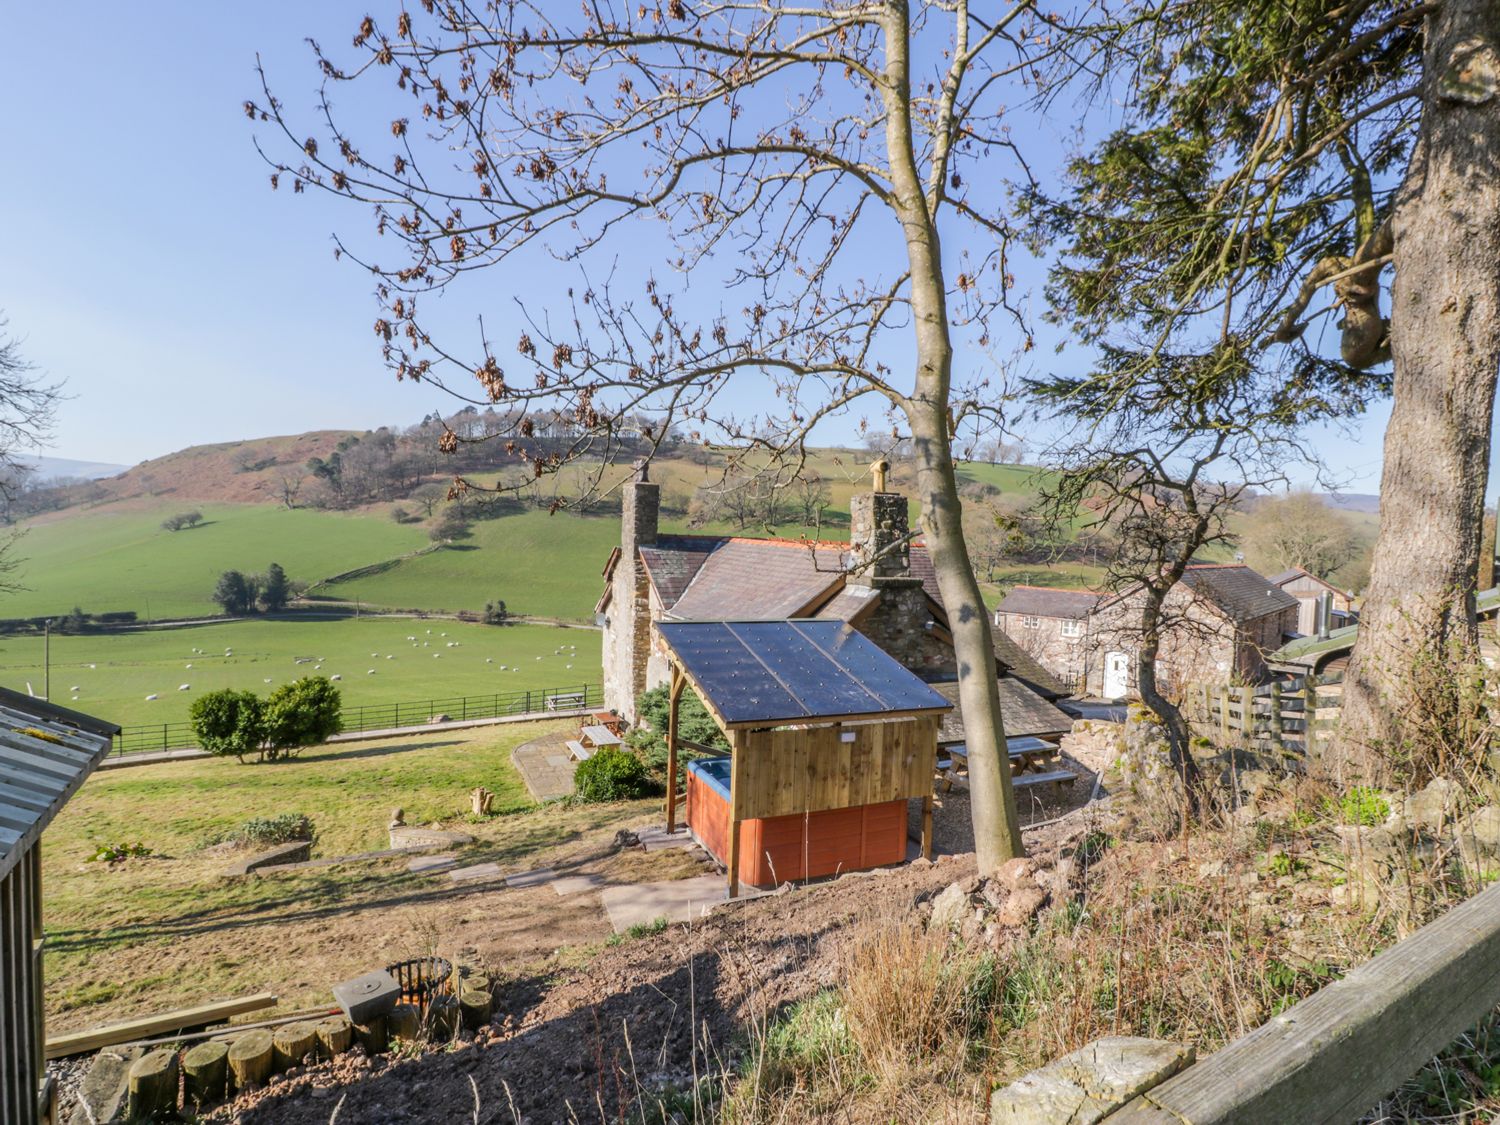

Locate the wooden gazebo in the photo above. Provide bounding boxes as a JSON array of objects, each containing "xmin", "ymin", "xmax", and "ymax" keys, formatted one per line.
[{"xmin": 657, "ymin": 620, "xmax": 952, "ymax": 896}]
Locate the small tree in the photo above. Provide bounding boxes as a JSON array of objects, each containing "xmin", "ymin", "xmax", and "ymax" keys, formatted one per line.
[
  {"xmin": 259, "ymin": 562, "xmax": 292, "ymax": 613},
  {"xmin": 161, "ymin": 511, "xmax": 204, "ymax": 532},
  {"xmin": 189, "ymin": 690, "xmax": 267, "ymax": 762},
  {"xmin": 428, "ymin": 508, "xmax": 470, "ymax": 543},
  {"xmin": 262, "ymin": 676, "xmax": 343, "ymax": 761},
  {"xmin": 481, "ymin": 599, "xmax": 508, "ymax": 625},
  {"xmin": 212, "ymin": 570, "xmax": 259, "ymax": 616}
]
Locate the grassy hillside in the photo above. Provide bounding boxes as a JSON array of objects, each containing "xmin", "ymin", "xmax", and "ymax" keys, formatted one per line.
[
  {"xmin": 4, "ymin": 503, "xmax": 426, "ymax": 620},
  {"xmin": 0, "ymin": 617, "xmax": 597, "ymax": 728}
]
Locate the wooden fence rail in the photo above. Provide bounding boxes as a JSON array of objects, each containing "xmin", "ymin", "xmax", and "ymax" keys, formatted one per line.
[
  {"xmin": 1182, "ymin": 676, "xmax": 1343, "ymax": 754},
  {"xmin": 1109, "ymin": 874, "xmax": 1500, "ymax": 1123}
]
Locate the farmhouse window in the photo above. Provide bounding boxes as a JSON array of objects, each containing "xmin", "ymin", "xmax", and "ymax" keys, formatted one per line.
[
  {"xmin": 1021, "ymin": 615, "xmax": 1040, "ymax": 629},
  {"xmin": 1060, "ymin": 619, "xmax": 1082, "ymax": 638}
]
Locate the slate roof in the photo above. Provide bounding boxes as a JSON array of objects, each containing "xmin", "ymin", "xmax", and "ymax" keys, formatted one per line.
[
  {"xmin": 662, "ymin": 538, "xmax": 848, "ymax": 621},
  {"xmin": 1178, "ymin": 564, "xmax": 1299, "ymax": 621},
  {"xmin": 0, "ymin": 688, "xmax": 119, "ymax": 883},
  {"xmin": 638, "ymin": 536, "xmax": 718, "ymax": 610},
  {"xmin": 933, "ymin": 679, "xmax": 1072, "ymax": 743},
  {"xmin": 1268, "ymin": 566, "xmax": 1347, "ymax": 595},
  {"xmin": 989, "ymin": 627, "xmax": 1069, "ymax": 700},
  {"xmin": 996, "ymin": 585, "xmax": 1101, "ymax": 620}
]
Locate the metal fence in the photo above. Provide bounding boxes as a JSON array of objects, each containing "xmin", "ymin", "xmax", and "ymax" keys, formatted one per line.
[{"xmin": 113, "ymin": 682, "xmax": 603, "ymax": 757}]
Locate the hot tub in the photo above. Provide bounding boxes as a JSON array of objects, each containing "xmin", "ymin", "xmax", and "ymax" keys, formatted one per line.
[{"xmin": 685, "ymin": 756, "xmax": 908, "ymax": 888}]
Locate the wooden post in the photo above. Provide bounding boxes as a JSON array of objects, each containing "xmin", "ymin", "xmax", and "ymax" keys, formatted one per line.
[
  {"xmin": 666, "ymin": 665, "xmax": 685, "ymax": 835},
  {"xmin": 921, "ymin": 795, "xmax": 934, "ymax": 860},
  {"xmin": 314, "ymin": 1016, "xmax": 353, "ymax": 1060},
  {"xmin": 227, "ymin": 1029, "xmax": 274, "ymax": 1091},
  {"xmin": 272, "ymin": 1021, "xmax": 318, "ymax": 1070},
  {"xmin": 182, "ymin": 1040, "xmax": 229, "ymax": 1106},
  {"xmin": 387, "ymin": 1004, "xmax": 420, "ymax": 1042},
  {"xmin": 1218, "ymin": 689, "xmax": 1230, "ymax": 745},
  {"xmin": 1238, "ymin": 686, "xmax": 1253, "ymax": 748},
  {"xmin": 727, "ymin": 732, "xmax": 742, "ymax": 898},
  {"xmin": 1269, "ymin": 682, "xmax": 1284, "ymax": 753},
  {"xmin": 126, "ymin": 1049, "xmax": 179, "ymax": 1120}
]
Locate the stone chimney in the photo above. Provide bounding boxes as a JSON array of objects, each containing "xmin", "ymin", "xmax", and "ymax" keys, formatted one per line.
[
  {"xmin": 603, "ymin": 461, "xmax": 659, "ymax": 722},
  {"xmin": 848, "ymin": 459, "xmax": 918, "ymax": 587}
]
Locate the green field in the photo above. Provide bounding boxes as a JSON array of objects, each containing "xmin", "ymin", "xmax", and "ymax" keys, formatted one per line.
[
  {"xmin": 6, "ymin": 503, "xmax": 426, "ymax": 620},
  {"xmin": 0, "ymin": 617, "xmax": 599, "ymax": 728}
]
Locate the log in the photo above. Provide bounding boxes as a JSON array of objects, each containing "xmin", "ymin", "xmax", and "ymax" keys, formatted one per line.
[
  {"xmin": 315, "ymin": 1016, "xmax": 353, "ymax": 1060},
  {"xmin": 460, "ymin": 988, "xmax": 493, "ymax": 1031},
  {"xmin": 462, "ymin": 974, "xmax": 492, "ymax": 997},
  {"xmin": 271, "ymin": 1020, "xmax": 319, "ymax": 1070},
  {"xmin": 387, "ymin": 1004, "xmax": 420, "ymax": 1042},
  {"xmin": 353, "ymin": 1013, "xmax": 389, "ymax": 1054},
  {"xmin": 182, "ymin": 1040, "xmax": 229, "ymax": 1106},
  {"xmin": 427, "ymin": 994, "xmax": 460, "ymax": 1039},
  {"xmin": 45, "ymin": 992, "xmax": 278, "ymax": 1059},
  {"xmin": 227, "ymin": 1029, "xmax": 274, "ymax": 1091},
  {"xmin": 126, "ymin": 1048, "xmax": 179, "ymax": 1120}
]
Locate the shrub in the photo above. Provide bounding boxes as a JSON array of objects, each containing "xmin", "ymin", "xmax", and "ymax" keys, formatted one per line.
[
  {"xmin": 88, "ymin": 841, "xmax": 152, "ymax": 864},
  {"xmin": 628, "ymin": 684, "xmax": 728, "ymax": 778},
  {"xmin": 190, "ymin": 690, "xmax": 267, "ymax": 761},
  {"xmin": 161, "ymin": 510, "xmax": 204, "ymax": 532},
  {"xmin": 1329, "ymin": 785, "xmax": 1390, "ymax": 827},
  {"xmin": 262, "ymin": 677, "xmax": 343, "ymax": 761},
  {"xmin": 237, "ymin": 813, "xmax": 314, "ymax": 846},
  {"xmin": 574, "ymin": 747, "xmax": 653, "ymax": 802}
]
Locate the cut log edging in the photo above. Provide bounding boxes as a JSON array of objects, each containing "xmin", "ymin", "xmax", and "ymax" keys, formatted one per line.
[{"xmin": 1098, "ymin": 876, "xmax": 1500, "ymax": 1124}]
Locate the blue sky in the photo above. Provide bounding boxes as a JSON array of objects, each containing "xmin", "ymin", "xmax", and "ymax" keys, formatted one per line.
[{"xmin": 0, "ymin": 4, "xmax": 1406, "ymax": 493}]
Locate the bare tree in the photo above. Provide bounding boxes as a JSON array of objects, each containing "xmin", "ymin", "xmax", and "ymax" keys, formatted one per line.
[
  {"xmin": 0, "ymin": 316, "xmax": 60, "ymax": 595},
  {"xmin": 250, "ymin": 0, "xmax": 1062, "ymax": 867},
  {"xmin": 1240, "ymin": 492, "xmax": 1360, "ymax": 581},
  {"xmin": 1033, "ymin": 345, "xmax": 1316, "ymax": 812},
  {"xmin": 277, "ymin": 473, "xmax": 303, "ymax": 510}
]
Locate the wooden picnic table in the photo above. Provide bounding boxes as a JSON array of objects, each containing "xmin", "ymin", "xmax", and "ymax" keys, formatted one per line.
[
  {"xmin": 939, "ymin": 738, "xmax": 1075, "ymax": 790},
  {"xmin": 579, "ymin": 724, "xmax": 623, "ymax": 748}
]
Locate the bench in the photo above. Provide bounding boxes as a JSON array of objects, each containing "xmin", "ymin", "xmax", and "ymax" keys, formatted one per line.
[
  {"xmin": 566, "ymin": 740, "xmax": 593, "ymax": 762},
  {"xmin": 1012, "ymin": 768, "xmax": 1077, "ymax": 789},
  {"xmin": 546, "ymin": 693, "xmax": 587, "ymax": 711}
]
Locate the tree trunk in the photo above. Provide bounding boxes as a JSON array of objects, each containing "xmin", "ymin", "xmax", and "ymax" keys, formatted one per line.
[
  {"xmin": 1336, "ymin": 0, "xmax": 1500, "ymax": 783},
  {"xmin": 1136, "ymin": 595, "xmax": 1204, "ymax": 815},
  {"xmin": 881, "ymin": 1, "xmax": 1024, "ymax": 870}
]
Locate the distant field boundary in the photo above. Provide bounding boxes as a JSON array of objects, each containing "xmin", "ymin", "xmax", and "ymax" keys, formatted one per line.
[{"xmin": 113, "ymin": 681, "xmax": 604, "ymax": 757}]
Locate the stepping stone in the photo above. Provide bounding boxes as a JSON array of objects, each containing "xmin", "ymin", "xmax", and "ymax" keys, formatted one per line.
[
  {"xmin": 552, "ymin": 873, "xmax": 604, "ymax": 896},
  {"xmin": 601, "ymin": 873, "xmax": 746, "ymax": 933},
  {"xmin": 409, "ymin": 853, "xmax": 457, "ymax": 875},
  {"xmin": 505, "ymin": 867, "xmax": 556, "ymax": 889},
  {"xmin": 448, "ymin": 862, "xmax": 504, "ymax": 883},
  {"xmin": 633, "ymin": 825, "xmax": 697, "ymax": 852}
]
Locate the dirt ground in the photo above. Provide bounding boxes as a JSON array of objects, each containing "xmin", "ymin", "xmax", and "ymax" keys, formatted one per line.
[{"xmin": 197, "ymin": 803, "xmax": 1103, "ymax": 1125}]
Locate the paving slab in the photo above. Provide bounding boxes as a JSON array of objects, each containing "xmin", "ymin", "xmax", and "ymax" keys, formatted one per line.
[
  {"xmin": 448, "ymin": 862, "xmax": 504, "ymax": 883},
  {"xmin": 632, "ymin": 824, "xmax": 700, "ymax": 852},
  {"xmin": 505, "ymin": 867, "xmax": 556, "ymax": 889},
  {"xmin": 512, "ymin": 733, "xmax": 580, "ymax": 801},
  {"xmin": 552, "ymin": 872, "xmax": 605, "ymax": 896},
  {"xmin": 408, "ymin": 853, "xmax": 457, "ymax": 874},
  {"xmin": 601, "ymin": 873, "xmax": 746, "ymax": 932}
]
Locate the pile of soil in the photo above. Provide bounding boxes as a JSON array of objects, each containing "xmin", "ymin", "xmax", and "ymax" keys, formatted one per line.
[{"xmin": 206, "ymin": 809, "xmax": 1097, "ymax": 1124}]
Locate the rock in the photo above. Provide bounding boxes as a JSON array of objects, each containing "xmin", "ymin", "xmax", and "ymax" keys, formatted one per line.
[
  {"xmin": 927, "ymin": 881, "xmax": 970, "ymax": 933},
  {"xmin": 981, "ymin": 880, "xmax": 1009, "ymax": 910},
  {"xmin": 1405, "ymin": 778, "xmax": 1463, "ymax": 834},
  {"xmin": 1197, "ymin": 860, "xmax": 1228, "ymax": 878},
  {"xmin": 995, "ymin": 857, "xmax": 1037, "ymax": 892},
  {"xmin": 910, "ymin": 856, "xmax": 933, "ymax": 869},
  {"xmin": 990, "ymin": 1036, "xmax": 1195, "ymax": 1125},
  {"xmin": 1333, "ymin": 824, "xmax": 1398, "ymax": 862},
  {"xmin": 1457, "ymin": 804, "xmax": 1500, "ymax": 863},
  {"xmin": 613, "ymin": 828, "xmax": 641, "ymax": 850},
  {"xmin": 69, "ymin": 1045, "xmax": 146, "ymax": 1125},
  {"xmin": 998, "ymin": 886, "xmax": 1048, "ymax": 929}
]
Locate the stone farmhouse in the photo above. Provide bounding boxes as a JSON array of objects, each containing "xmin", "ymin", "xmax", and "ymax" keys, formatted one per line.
[
  {"xmin": 994, "ymin": 564, "xmax": 1299, "ymax": 700},
  {"xmin": 597, "ymin": 469, "xmax": 1073, "ymax": 742},
  {"xmin": 1267, "ymin": 566, "xmax": 1357, "ymax": 635}
]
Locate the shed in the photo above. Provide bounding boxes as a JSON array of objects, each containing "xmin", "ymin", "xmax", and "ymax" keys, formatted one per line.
[
  {"xmin": 0, "ymin": 688, "xmax": 119, "ymax": 1125},
  {"xmin": 657, "ymin": 620, "xmax": 952, "ymax": 896}
]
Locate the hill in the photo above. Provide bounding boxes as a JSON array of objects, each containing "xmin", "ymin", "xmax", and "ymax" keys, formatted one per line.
[{"xmin": 21, "ymin": 455, "xmax": 128, "ymax": 481}]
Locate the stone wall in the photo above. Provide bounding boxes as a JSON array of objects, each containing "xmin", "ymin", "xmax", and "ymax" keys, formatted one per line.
[
  {"xmin": 848, "ymin": 490, "xmax": 911, "ymax": 584},
  {"xmin": 601, "ymin": 479, "xmax": 659, "ymax": 722},
  {"xmin": 996, "ymin": 612, "xmax": 1090, "ymax": 686},
  {"xmin": 854, "ymin": 584, "xmax": 954, "ymax": 678}
]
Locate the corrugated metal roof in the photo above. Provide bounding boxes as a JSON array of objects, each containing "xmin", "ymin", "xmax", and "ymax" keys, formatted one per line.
[
  {"xmin": 0, "ymin": 689, "xmax": 118, "ymax": 882},
  {"xmin": 1271, "ymin": 586, "xmax": 1500, "ymax": 666}
]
